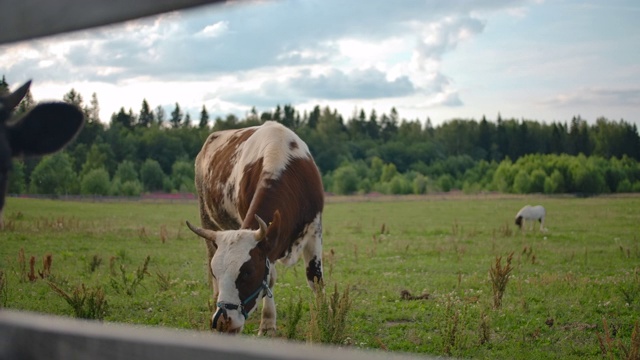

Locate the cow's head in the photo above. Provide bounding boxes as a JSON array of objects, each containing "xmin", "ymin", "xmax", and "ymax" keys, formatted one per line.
[
  {"xmin": 0, "ymin": 81, "xmax": 84, "ymax": 228},
  {"xmin": 514, "ymin": 216, "xmax": 523, "ymax": 228},
  {"xmin": 186, "ymin": 212, "xmax": 279, "ymax": 333}
]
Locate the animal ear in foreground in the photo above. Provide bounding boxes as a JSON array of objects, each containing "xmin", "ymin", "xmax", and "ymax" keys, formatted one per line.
[
  {"xmin": 3, "ymin": 81, "xmax": 85, "ymax": 157},
  {"xmin": 1, "ymin": 80, "xmax": 85, "ymax": 229}
]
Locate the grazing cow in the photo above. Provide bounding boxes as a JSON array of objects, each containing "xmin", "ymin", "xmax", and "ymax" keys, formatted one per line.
[
  {"xmin": 0, "ymin": 81, "xmax": 84, "ymax": 228},
  {"xmin": 185, "ymin": 121, "xmax": 324, "ymax": 335},
  {"xmin": 515, "ymin": 205, "xmax": 547, "ymax": 232}
]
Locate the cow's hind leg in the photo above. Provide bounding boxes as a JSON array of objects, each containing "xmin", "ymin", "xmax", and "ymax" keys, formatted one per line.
[{"xmin": 303, "ymin": 216, "xmax": 323, "ymax": 290}]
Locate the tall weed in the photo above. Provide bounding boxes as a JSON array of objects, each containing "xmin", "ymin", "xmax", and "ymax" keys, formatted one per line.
[
  {"xmin": 48, "ymin": 282, "xmax": 108, "ymax": 320},
  {"xmin": 490, "ymin": 252, "xmax": 514, "ymax": 309},
  {"xmin": 308, "ymin": 282, "xmax": 351, "ymax": 344},
  {"xmin": 109, "ymin": 255, "xmax": 151, "ymax": 296}
]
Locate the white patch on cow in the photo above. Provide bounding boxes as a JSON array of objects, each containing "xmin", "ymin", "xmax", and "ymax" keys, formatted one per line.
[
  {"xmin": 239, "ymin": 121, "xmax": 311, "ymax": 179},
  {"xmin": 210, "ymin": 230, "xmax": 260, "ymax": 329},
  {"xmin": 515, "ymin": 205, "xmax": 547, "ymax": 232}
]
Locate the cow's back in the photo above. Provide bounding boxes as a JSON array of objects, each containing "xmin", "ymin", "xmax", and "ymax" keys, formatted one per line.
[{"xmin": 195, "ymin": 121, "xmax": 323, "ymax": 233}]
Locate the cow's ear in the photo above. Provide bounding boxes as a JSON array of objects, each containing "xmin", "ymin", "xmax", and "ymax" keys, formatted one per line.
[
  {"xmin": 8, "ymin": 102, "xmax": 84, "ymax": 157},
  {"xmin": 186, "ymin": 221, "xmax": 217, "ymax": 246}
]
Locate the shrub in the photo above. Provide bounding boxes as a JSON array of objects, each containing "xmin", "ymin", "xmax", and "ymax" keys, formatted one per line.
[
  {"xmin": 438, "ymin": 174, "xmax": 453, "ymax": 192},
  {"xmin": 29, "ymin": 152, "xmax": 78, "ymax": 195},
  {"xmin": 332, "ymin": 165, "xmax": 359, "ymax": 195},
  {"xmin": 81, "ymin": 168, "xmax": 110, "ymax": 195},
  {"xmin": 512, "ymin": 170, "xmax": 532, "ymax": 194}
]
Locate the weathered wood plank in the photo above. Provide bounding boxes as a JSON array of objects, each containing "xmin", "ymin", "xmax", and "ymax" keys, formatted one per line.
[
  {"xmin": 0, "ymin": 0, "xmax": 224, "ymax": 44},
  {"xmin": 0, "ymin": 310, "xmax": 432, "ymax": 360}
]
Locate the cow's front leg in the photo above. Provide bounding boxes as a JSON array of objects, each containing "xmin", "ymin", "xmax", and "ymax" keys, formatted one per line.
[
  {"xmin": 258, "ymin": 293, "xmax": 277, "ymax": 336},
  {"xmin": 258, "ymin": 266, "xmax": 277, "ymax": 336}
]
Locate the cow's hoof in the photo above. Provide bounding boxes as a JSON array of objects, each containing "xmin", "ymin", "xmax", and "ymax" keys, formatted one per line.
[{"xmin": 258, "ymin": 327, "xmax": 277, "ymax": 336}]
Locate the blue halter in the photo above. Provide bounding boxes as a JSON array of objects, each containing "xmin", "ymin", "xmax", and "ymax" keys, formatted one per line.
[{"xmin": 212, "ymin": 258, "xmax": 273, "ymax": 330}]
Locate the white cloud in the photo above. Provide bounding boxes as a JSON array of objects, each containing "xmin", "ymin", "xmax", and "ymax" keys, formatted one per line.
[
  {"xmin": 541, "ymin": 87, "xmax": 640, "ymax": 108},
  {"xmin": 2, "ymin": 0, "xmax": 639, "ymax": 126},
  {"xmin": 198, "ymin": 21, "xmax": 229, "ymax": 38}
]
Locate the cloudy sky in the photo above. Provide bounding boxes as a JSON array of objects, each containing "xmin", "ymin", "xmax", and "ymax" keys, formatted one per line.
[{"xmin": 1, "ymin": 0, "xmax": 639, "ymax": 127}]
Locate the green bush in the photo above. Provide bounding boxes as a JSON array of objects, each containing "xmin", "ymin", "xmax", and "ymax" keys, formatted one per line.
[
  {"xmin": 332, "ymin": 165, "xmax": 359, "ymax": 195},
  {"xmin": 512, "ymin": 170, "xmax": 531, "ymax": 194},
  {"xmin": 29, "ymin": 152, "xmax": 78, "ymax": 195},
  {"xmin": 81, "ymin": 168, "xmax": 111, "ymax": 195}
]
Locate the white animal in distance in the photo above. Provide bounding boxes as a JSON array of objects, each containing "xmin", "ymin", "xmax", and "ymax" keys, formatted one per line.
[{"xmin": 515, "ymin": 205, "xmax": 547, "ymax": 232}]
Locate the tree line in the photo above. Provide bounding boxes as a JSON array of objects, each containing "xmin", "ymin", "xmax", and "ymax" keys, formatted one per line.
[{"xmin": 3, "ymin": 76, "xmax": 640, "ymax": 197}]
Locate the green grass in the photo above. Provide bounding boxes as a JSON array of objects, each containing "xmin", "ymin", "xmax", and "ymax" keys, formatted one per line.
[{"xmin": 1, "ymin": 195, "xmax": 639, "ymax": 359}]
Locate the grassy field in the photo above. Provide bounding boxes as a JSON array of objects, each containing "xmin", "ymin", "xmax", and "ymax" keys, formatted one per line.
[{"xmin": 1, "ymin": 194, "xmax": 639, "ymax": 359}]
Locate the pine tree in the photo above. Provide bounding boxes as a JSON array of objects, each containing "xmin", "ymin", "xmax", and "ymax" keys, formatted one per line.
[
  {"xmin": 183, "ymin": 112, "xmax": 191, "ymax": 127},
  {"xmin": 88, "ymin": 93, "xmax": 100, "ymax": 123},
  {"xmin": 155, "ymin": 106, "xmax": 166, "ymax": 126},
  {"xmin": 0, "ymin": 75, "xmax": 8, "ymax": 93},
  {"xmin": 63, "ymin": 89, "xmax": 84, "ymax": 107},
  {"xmin": 170, "ymin": 103, "xmax": 183, "ymax": 128},
  {"xmin": 139, "ymin": 99, "xmax": 154, "ymax": 127},
  {"xmin": 199, "ymin": 105, "xmax": 209, "ymax": 129}
]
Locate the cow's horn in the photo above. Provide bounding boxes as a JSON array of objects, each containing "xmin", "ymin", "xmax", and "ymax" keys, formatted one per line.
[
  {"xmin": 254, "ymin": 215, "xmax": 268, "ymax": 241},
  {"xmin": 185, "ymin": 221, "xmax": 216, "ymax": 242}
]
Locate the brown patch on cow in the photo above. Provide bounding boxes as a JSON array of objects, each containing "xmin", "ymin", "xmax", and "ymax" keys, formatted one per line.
[
  {"xmin": 241, "ymin": 156, "xmax": 324, "ymax": 264},
  {"xmin": 289, "ymin": 140, "xmax": 298, "ymax": 150},
  {"xmin": 235, "ymin": 246, "xmax": 269, "ymax": 313}
]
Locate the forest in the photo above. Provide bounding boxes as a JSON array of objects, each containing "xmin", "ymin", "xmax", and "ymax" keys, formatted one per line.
[{"xmin": 4, "ymin": 76, "xmax": 640, "ymax": 197}]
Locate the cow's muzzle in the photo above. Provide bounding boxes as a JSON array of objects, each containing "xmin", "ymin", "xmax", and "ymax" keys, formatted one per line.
[{"xmin": 211, "ymin": 304, "xmax": 240, "ymax": 332}]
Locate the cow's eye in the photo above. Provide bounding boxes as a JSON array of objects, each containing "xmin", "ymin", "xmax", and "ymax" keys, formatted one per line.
[{"xmin": 241, "ymin": 270, "xmax": 252, "ymax": 281}]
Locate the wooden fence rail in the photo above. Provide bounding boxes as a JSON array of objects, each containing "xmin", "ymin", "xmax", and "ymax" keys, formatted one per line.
[{"xmin": 0, "ymin": 310, "xmax": 433, "ymax": 360}]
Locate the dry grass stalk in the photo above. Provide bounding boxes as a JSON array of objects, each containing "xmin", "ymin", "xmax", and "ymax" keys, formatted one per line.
[
  {"xmin": 160, "ymin": 225, "xmax": 168, "ymax": 243},
  {"xmin": 490, "ymin": 252, "xmax": 514, "ymax": 309},
  {"xmin": 28, "ymin": 256, "xmax": 37, "ymax": 282},
  {"xmin": 308, "ymin": 282, "xmax": 352, "ymax": 344},
  {"xmin": 479, "ymin": 310, "xmax": 491, "ymax": 345},
  {"xmin": 442, "ymin": 299, "xmax": 461, "ymax": 355},
  {"xmin": 88, "ymin": 254, "xmax": 102, "ymax": 273},
  {"xmin": 0, "ymin": 270, "xmax": 7, "ymax": 307},
  {"xmin": 38, "ymin": 254, "xmax": 52, "ymax": 279},
  {"xmin": 598, "ymin": 319, "xmax": 640, "ymax": 360},
  {"xmin": 17, "ymin": 248, "xmax": 26, "ymax": 282}
]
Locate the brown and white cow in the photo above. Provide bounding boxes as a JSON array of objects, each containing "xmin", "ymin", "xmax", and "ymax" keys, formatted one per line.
[
  {"xmin": 185, "ymin": 121, "xmax": 324, "ymax": 335},
  {"xmin": 0, "ymin": 81, "xmax": 84, "ymax": 228}
]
